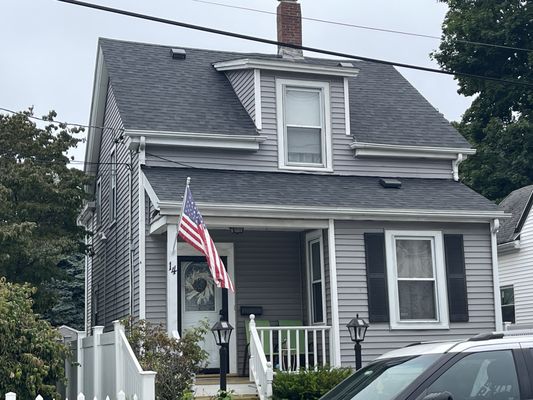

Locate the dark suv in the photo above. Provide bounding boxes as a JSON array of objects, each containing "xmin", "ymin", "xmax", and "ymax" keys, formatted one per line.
[{"xmin": 321, "ymin": 331, "xmax": 533, "ymax": 400}]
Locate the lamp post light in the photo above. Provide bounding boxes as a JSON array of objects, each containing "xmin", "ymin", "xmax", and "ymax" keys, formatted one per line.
[
  {"xmin": 211, "ymin": 320, "xmax": 234, "ymax": 391},
  {"xmin": 346, "ymin": 314, "xmax": 369, "ymax": 370}
]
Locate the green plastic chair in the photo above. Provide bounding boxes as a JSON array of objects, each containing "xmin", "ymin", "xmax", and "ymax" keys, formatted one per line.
[{"xmin": 242, "ymin": 319, "xmax": 271, "ymax": 375}]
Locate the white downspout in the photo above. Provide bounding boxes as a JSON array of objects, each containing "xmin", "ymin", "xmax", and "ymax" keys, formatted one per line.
[
  {"xmin": 138, "ymin": 136, "xmax": 146, "ymax": 319},
  {"xmin": 452, "ymin": 153, "xmax": 464, "ymax": 181},
  {"xmin": 491, "ymin": 219, "xmax": 503, "ymax": 331}
]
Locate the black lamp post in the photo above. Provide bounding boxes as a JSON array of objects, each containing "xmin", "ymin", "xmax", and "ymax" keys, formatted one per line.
[
  {"xmin": 211, "ymin": 320, "xmax": 234, "ymax": 391},
  {"xmin": 346, "ymin": 314, "xmax": 369, "ymax": 370}
]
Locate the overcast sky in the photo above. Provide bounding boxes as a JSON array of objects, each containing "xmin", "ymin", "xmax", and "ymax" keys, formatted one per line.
[{"xmin": 1, "ymin": 0, "xmax": 472, "ymax": 164}]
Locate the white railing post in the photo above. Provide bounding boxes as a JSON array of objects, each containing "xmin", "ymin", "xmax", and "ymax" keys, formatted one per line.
[
  {"xmin": 77, "ymin": 392, "xmax": 85, "ymax": 400},
  {"xmin": 141, "ymin": 372, "xmax": 157, "ymax": 400},
  {"xmin": 93, "ymin": 326, "xmax": 104, "ymax": 400},
  {"xmin": 77, "ymin": 330, "xmax": 86, "ymax": 395},
  {"xmin": 6, "ymin": 392, "xmax": 16, "ymax": 400},
  {"xmin": 266, "ymin": 362, "xmax": 273, "ymax": 398},
  {"xmin": 249, "ymin": 314, "xmax": 256, "ymax": 382},
  {"xmin": 114, "ymin": 321, "xmax": 124, "ymax": 397}
]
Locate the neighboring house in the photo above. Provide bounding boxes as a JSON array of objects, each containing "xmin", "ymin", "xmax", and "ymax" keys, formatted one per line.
[
  {"xmin": 78, "ymin": 0, "xmax": 506, "ymax": 376},
  {"xmin": 497, "ymin": 185, "xmax": 533, "ymax": 326}
]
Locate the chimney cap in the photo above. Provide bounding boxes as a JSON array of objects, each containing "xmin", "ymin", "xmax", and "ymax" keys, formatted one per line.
[{"xmin": 278, "ymin": 0, "xmax": 298, "ymax": 2}]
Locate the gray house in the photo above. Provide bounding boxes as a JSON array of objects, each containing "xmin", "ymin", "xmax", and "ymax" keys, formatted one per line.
[
  {"xmin": 497, "ymin": 185, "xmax": 533, "ymax": 327},
  {"xmin": 79, "ymin": 0, "xmax": 506, "ymax": 376}
]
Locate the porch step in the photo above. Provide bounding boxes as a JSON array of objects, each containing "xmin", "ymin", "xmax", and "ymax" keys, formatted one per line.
[{"xmin": 193, "ymin": 374, "xmax": 258, "ymax": 398}]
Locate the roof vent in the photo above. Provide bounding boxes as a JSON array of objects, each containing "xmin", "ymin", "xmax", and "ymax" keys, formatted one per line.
[
  {"xmin": 379, "ymin": 178, "xmax": 402, "ymax": 189},
  {"xmin": 338, "ymin": 62, "xmax": 354, "ymax": 67},
  {"xmin": 170, "ymin": 48, "xmax": 186, "ymax": 60}
]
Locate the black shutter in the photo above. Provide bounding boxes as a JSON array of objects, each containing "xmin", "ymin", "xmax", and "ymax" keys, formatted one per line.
[
  {"xmin": 364, "ymin": 233, "xmax": 389, "ymax": 322},
  {"xmin": 444, "ymin": 234, "xmax": 469, "ymax": 322}
]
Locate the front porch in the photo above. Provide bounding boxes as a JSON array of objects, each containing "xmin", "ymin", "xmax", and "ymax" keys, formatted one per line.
[{"xmin": 146, "ymin": 214, "xmax": 341, "ymax": 377}]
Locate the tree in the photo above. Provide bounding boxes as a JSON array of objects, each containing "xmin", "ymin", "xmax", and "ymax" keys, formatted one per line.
[
  {"xmin": 43, "ymin": 254, "xmax": 85, "ymax": 330},
  {"xmin": 0, "ymin": 110, "xmax": 90, "ymax": 312},
  {"xmin": 433, "ymin": 0, "xmax": 533, "ymax": 202},
  {"xmin": 0, "ymin": 278, "xmax": 69, "ymax": 399}
]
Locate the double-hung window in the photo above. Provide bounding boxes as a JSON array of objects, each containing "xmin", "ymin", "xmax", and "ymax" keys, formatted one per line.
[
  {"xmin": 385, "ymin": 231, "xmax": 449, "ymax": 329},
  {"xmin": 110, "ymin": 147, "xmax": 117, "ymax": 222},
  {"xmin": 276, "ymin": 79, "xmax": 332, "ymax": 171},
  {"xmin": 501, "ymin": 285, "xmax": 515, "ymax": 324},
  {"xmin": 306, "ymin": 231, "xmax": 325, "ymax": 324}
]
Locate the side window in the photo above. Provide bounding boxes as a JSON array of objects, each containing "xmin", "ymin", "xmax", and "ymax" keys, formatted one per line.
[
  {"xmin": 417, "ymin": 350, "xmax": 520, "ymax": 400},
  {"xmin": 501, "ymin": 286, "xmax": 515, "ymax": 324}
]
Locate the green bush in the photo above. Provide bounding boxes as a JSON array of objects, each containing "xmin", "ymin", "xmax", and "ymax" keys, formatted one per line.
[
  {"xmin": 124, "ymin": 318, "xmax": 209, "ymax": 400},
  {"xmin": 0, "ymin": 278, "xmax": 69, "ymax": 399},
  {"xmin": 272, "ymin": 366, "xmax": 352, "ymax": 400}
]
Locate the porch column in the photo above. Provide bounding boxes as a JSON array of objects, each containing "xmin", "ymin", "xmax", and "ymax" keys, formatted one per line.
[
  {"xmin": 167, "ymin": 224, "xmax": 179, "ymax": 334},
  {"xmin": 327, "ymin": 219, "xmax": 342, "ymax": 367}
]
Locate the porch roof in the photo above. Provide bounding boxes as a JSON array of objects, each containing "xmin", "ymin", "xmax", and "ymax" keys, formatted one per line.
[{"xmin": 142, "ymin": 166, "xmax": 501, "ymax": 215}]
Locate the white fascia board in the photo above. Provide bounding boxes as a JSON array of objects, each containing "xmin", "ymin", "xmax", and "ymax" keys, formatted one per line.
[
  {"xmin": 127, "ymin": 130, "xmax": 267, "ymax": 151},
  {"xmin": 213, "ymin": 58, "xmax": 359, "ymax": 77},
  {"xmin": 497, "ymin": 240, "xmax": 521, "ymax": 255},
  {"xmin": 157, "ymin": 201, "xmax": 509, "ymax": 223},
  {"xmin": 85, "ymin": 46, "xmax": 109, "ymax": 178},
  {"xmin": 350, "ymin": 141, "xmax": 476, "ymax": 160}
]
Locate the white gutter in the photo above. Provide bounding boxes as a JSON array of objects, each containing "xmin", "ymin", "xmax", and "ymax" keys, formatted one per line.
[
  {"xmin": 497, "ymin": 240, "xmax": 521, "ymax": 255},
  {"xmin": 156, "ymin": 201, "xmax": 509, "ymax": 223},
  {"xmin": 350, "ymin": 142, "xmax": 476, "ymax": 160},
  {"xmin": 127, "ymin": 130, "xmax": 267, "ymax": 151}
]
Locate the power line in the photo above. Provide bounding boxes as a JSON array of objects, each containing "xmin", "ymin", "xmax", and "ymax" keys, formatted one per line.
[
  {"xmin": 192, "ymin": 0, "xmax": 533, "ymax": 54},
  {"xmin": 145, "ymin": 152, "xmax": 195, "ymax": 169},
  {"xmin": 57, "ymin": 0, "xmax": 533, "ymax": 88},
  {"xmin": 0, "ymin": 107, "xmax": 124, "ymax": 133}
]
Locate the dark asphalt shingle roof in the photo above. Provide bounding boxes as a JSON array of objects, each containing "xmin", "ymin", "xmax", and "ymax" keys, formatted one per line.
[
  {"xmin": 143, "ymin": 166, "xmax": 499, "ymax": 212},
  {"xmin": 99, "ymin": 38, "xmax": 471, "ymax": 149},
  {"xmin": 498, "ymin": 185, "xmax": 533, "ymax": 244}
]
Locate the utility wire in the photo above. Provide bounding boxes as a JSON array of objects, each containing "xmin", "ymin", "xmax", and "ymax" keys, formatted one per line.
[
  {"xmin": 145, "ymin": 152, "xmax": 195, "ymax": 169},
  {"xmin": 192, "ymin": 0, "xmax": 533, "ymax": 54},
  {"xmin": 57, "ymin": 0, "xmax": 533, "ymax": 88},
  {"xmin": 0, "ymin": 106, "xmax": 124, "ymax": 133}
]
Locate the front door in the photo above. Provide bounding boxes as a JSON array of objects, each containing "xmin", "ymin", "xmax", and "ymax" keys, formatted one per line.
[{"xmin": 179, "ymin": 256, "xmax": 228, "ymax": 371}]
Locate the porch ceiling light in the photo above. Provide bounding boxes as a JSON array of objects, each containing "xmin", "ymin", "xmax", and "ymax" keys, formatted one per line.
[
  {"xmin": 211, "ymin": 320, "xmax": 234, "ymax": 346},
  {"xmin": 346, "ymin": 314, "xmax": 369, "ymax": 343},
  {"xmin": 229, "ymin": 227, "xmax": 245, "ymax": 234}
]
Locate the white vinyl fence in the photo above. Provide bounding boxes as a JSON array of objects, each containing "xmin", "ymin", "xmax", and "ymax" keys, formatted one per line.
[
  {"xmin": 62, "ymin": 321, "xmax": 156, "ymax": 400},
  {"xmin": 5, "ymin": 391, "xmax": 137, "ymax": 400}
]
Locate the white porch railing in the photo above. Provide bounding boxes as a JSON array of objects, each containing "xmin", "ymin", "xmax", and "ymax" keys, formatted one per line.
[
  {"xmin": 61, "ymin": 321, "xmax": 156, "ymax": 400},
  {"xmin": 249, "ymin": 315, "xmax": 274, "ymax": 400},
  {"xmin": 248, "ymin": 314, "xmax": 332, "ymax": 399}
]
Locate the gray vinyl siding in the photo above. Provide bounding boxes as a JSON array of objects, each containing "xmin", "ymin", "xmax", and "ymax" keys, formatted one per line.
[
  {"xmin": 131, "ymin": 152, "xmax": 140, "ymax": 319},
  {"xmin": 145, "ymin": 197, "xmax": 167, "ymax": 325},
  {"xmin": 226, "ymin": 70, "xmax": 256, "ymax": 123},
  {"xmin": 499, "ymin": 209, "xmax": 533, "ymax": 325},
  {"xmin": 88, "ymin": 82, "xmax": 134, "ymax": 330},
  {"xmin": 334, "ymin": 220, "xmax": 496, "ymax": 366},
  {"xmin": 143, "ymin": 71, "xmax": 452, "ymax": 179}
]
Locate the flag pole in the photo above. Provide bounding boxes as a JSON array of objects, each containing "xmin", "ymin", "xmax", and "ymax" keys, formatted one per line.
[{"xmin": 172, "ymin": 177, "xmax": 191, "ymax": 259}]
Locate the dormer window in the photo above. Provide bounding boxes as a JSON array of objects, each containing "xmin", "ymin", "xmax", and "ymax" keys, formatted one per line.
[{"xmin": 276, "ymin": 79, "xmax": 332, "ymax": 171}]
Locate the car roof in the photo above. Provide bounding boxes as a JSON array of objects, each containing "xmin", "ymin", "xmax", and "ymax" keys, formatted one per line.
[{"xmin": 376, "ymin": 330, "xmax": 533, "ymax": 360}]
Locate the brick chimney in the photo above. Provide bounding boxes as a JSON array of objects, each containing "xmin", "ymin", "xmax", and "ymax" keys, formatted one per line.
[{"xmin": 277, "ymin": 0, "xmax": 303, "ymax": 59}]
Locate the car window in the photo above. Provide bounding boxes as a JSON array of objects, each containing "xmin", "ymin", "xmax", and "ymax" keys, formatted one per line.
[
  {"xmin": 320, "ymin": 354, "xmax": 441, "ymax": 400},
  {"xmin": 416, "ymin": 350, "xmax": 520, "ymax": 400}
]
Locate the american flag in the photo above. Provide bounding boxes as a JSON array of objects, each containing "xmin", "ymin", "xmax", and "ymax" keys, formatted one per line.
[{"xmin": 177, "ymin": 184, "xmax": 235, "ymax": 292}]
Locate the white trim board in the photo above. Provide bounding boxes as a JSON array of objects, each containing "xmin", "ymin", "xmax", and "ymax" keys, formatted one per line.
[
  {"xmin": 172, "ymin": 242, "xmax": 237, "ymax": 374},
  {"xmin": 343, "ymin": 78, "xmax": 351, "ymax": 136},
  {"xmin": 254, "ymin": 69, "xmax": 262, "ymax": 131},
  {"xmin": 157, "ymin": 201, "xmax": 509, "ymax": 223},
  {"xmin": 127, "ymin": 130, "xmax": 267, "ymax": 151},
  {"xmin": 213, "ymin": 58, "xmax": 359, "ymax": 77},
  {"xmin": 350, "ymin": 142, "xmax": 476, "ymax": 160}
]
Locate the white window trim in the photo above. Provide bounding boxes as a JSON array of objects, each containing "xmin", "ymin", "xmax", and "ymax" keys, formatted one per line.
[
  {"xmin": 276, "ymin": 79, "xmax": 333, "ymax": 172},
  {"xmin": 110, "ymin": 145, "xmax": 117, "ymax": 223},
  {"xmin": 306, "ymin": 230, "xmax": 327, "ymax": 325},
  {"xmin": 385, "ymin": 230, "xmax": 449, "ymax": 330}
]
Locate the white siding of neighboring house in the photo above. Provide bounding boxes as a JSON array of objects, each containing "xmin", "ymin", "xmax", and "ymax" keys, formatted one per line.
[{"xmin": 499, "ymin": 210, "xmax": 533, "ymax": 325}]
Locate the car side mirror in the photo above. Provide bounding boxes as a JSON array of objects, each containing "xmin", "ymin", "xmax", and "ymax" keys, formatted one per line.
[{"xmin": 422, "ymin": 392, "xmax": 453, "ymax": 400}]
